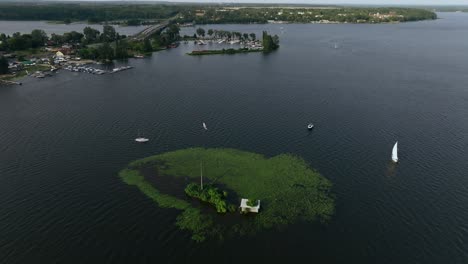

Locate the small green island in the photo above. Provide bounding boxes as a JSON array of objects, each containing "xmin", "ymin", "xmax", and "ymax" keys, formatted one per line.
[
  {"xmin": 187, "ymin": 31, "xmax": 279, "ymax": 56},
  {"xmin": 119, "ymin": 148, "xmax": 334, "ymax": 242}
]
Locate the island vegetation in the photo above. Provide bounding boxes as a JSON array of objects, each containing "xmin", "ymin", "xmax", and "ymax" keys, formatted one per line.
[
  {"xmin": 187, "ymin": 30, "xmax": 278, "ymax": 56},
  {"xmin": 119, "ymin": 148, "xmax": 334, "ymax": 242},
  {"xmin": 0, "ymin": 3, "xmax": 436, "ymax": 24},
  {"xmin": 185, "ymin": 183, "xmax": 235, "ymax": 213}
]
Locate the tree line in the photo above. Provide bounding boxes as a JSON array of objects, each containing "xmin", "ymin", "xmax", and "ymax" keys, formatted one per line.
[
  {"xmin": 0, "ymin": 3, "xmax": 436, "ymax": 24},
  {"xmin": 79, "ymin": 24, "xmax": 180, "ymax": 62},
  {"xmin": 0, "ymin": 25, "xmax": 123, "ymax": 52},
  {"xmin": 175, "ymin": 7, "xmax": 437, "ymax": 24},
  {"xmin": 262, "ymin": 31, "xmax": 279, "ymax": 52},
  {"xmin": 191, "ymin": 28, "xmax": 257, "ymax": 41},
  {"xmin": 0, "ymin": 3, "xmax": 180, "ymax": 23}
]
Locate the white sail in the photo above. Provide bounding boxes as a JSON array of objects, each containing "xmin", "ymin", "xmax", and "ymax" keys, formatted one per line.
[
  {"xmin": 392, "ymin": 141, "xmax": 398, "ymax": 162},
  {"xmin": 202, "ymin": 122, "xmax": 208, "ymax": 130}
]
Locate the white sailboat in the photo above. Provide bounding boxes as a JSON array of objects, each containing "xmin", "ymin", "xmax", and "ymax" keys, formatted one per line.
[
  {"xmin": 202, "ymin": 122, "xmax": 208, "ymax": 130},
  {"xmin": 391, "ymin": 141, "xmax": 398, "ymax": 163}
]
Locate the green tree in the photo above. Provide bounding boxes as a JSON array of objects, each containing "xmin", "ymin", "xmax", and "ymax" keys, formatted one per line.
[
  {"xmin": 207, "ymin": 29, "xmax": 214, "ymax": 37},
  {"xmin": 0, "ymin": 33, "xmax": 8, "ymax": 51},
  {"xmin": 262, "ymin": 31, "xmax": 279, "ymax": 52},
  {"xmin": 50, "ymin": 33, "xmax": 64, "ymax": 45},
  {"xmin": 143, "ymin": 38, "xmax": 152, "ymax": 52},
  {"xmin": 97, "ymin": 42, "xmax": 114, "ymax": 61},
  {"xmin": 8, "ymin": 33, "xmax": 32, "ymax": 51},
  {"xmin": 126, "ymin": 19, "xmax": 141, "ymax": 26},
  {"xmin": 0, "ymin": 56, "xmax": 8, "ymax": 74},
  {"xmin": 272, "ymin": 34, "xmax": 279, "ymax": 46},
  {"xmin": 83, "ymin": 27, "xmax": 100, "ymax": 44},
  {"xmin": 79, "ymin": 47, "xmax": 99, "ymax": 60},
  {"xmin": 63, "ymin": 31, "xmax": 84, "ymax": 43},
  {"xmin": 196, "ymin": 27, "xmax": 205, "ymax": 38},
  {"xmin": 115, "ymin": 40, "xmax": 129, "ymax": 59},
  {"xmin": 31, "ymin": 29, "xmax": 48, "ymax": 48},
  {"xmin": 243, "ymin": 33, "xmax": 249, "ymax": 40},
  {"xmin": 166, "ymin": 24, "xmax": 180, "ymax": 41},
  {"xmin": 101, "ymin": 25, "xmax": 116, "ymax": 42},
  {"xmin": 249, "ymin": 33, "xmax": 256, "ymax": 40}
]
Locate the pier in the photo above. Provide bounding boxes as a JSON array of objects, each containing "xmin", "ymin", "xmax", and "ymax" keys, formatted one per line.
[{"xmin": 0, "ymin": 79, "xmax": 22, "ymax": 86}]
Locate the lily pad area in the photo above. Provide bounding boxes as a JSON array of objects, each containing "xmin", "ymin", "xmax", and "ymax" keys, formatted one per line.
[{"xmin": 119, "ymin": 148, "xmax": 334, "ymax": 242}]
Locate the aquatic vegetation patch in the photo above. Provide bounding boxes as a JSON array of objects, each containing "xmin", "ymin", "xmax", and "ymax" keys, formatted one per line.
[
  {"xmin": 120, "ymin": 148, "xmax": 334, "ymax": 242},
  {"xmin": 184, "ymin": 183, "xmax": 233, "ymax": 213}
]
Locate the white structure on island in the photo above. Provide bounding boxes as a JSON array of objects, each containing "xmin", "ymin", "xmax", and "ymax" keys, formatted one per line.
[{"xmin": 240, "ymin": 198, "xmax": 261, "ymax": 213}]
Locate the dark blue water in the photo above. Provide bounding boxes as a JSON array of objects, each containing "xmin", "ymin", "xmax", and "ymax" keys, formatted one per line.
[{"xmin": 1, "ymin": 13, "xmax": 467, "ymax": 263}]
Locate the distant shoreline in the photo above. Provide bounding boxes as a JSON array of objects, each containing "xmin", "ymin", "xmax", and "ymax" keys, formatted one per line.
[{"xmin": 0, "ymin": 3, "xmax": 437, "ymax": 25}]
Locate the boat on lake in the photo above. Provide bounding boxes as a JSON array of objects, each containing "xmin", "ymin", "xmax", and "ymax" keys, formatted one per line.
[
  {"xmin": 135, "ymin": 138, "xmax": 149, "ymax": 143},
  {"xmin": 111, "ymin": 66, "xmax": 133, "ymax": 73},
  {"xmin": 135, "ymin": 130, "xmax": 149, "ymax": 143},
  {"xmin": 307, "ymin": 123, "xmax": 314, "ymax": 130},
  {"xmin": 392, "ymin": 141, "xmax": 398, "ymax": 163},
  {"xmin": 202, "ymin": 122, "xmax": 208, "ymax": 130}
]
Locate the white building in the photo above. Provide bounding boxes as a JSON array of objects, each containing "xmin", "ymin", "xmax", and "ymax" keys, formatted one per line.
[{"xmin": 240, "ymin": 198, "xmax": 260, "ymax": 213}]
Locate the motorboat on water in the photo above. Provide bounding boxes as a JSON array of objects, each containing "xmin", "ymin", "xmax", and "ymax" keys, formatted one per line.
[
  {"xmin": 307, "ymin": 123, "xmax": 314, "ymax": 130},
  {"xmin": 135, "ymin": 130, "xmax": 149, "ymax": 143},
  {"xmin": 135, "ymin": 137, "xmax": 149, "ymax": 143}
]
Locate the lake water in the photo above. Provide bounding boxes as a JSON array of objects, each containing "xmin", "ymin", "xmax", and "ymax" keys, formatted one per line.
[
  {"xmin": 0, "ymin": 20, "xmax": 147, "ymax": 36},
  {"xmin": 1, "ymin": 12, "xmax": 467, "ymax": 263}
]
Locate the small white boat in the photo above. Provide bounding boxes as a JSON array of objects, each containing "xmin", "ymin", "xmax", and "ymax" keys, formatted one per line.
[
  {"xmin": 135, "ymin": 130, "xmax": 149, "ymax": 143},
  {"xmin": 392, "ymin": 141, "xmax": 398, "ymax": 163},
  {"xmin": 307, "ymin": 123, "xmax": 314, "ymax": 130},
  {"xmin": 202, "ymin": 122, "xmax": 208, "ymax": 130}
]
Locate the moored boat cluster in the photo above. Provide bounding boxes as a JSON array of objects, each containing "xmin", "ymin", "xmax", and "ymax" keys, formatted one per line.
[{"xmin": 63, "ymin": 65, "xmax": 133, "ymax": 75}]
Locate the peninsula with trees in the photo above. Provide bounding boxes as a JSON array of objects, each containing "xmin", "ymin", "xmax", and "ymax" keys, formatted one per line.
[
  {"xmin": 119, "ymin": 148, "xmax": 335, "ymax": 242},
  {"xmin": 0, "ymin": 23, "xmax": 181, "ymax": 80}
]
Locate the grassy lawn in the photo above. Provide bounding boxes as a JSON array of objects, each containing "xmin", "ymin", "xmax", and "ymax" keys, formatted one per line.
[{"xmin": 120, "ymin": 148, "xmax": 335, "ymax": 242}]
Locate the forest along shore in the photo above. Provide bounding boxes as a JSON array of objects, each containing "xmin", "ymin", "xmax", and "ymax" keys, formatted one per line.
[{"xmin": 0, "ymin": 3, "xmax": 437, "ymax": 24}]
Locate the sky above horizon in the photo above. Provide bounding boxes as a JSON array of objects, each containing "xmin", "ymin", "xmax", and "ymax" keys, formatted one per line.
[{"xmin": 6, "ymin": 0, "xmax": 467, "ymax": 6}]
